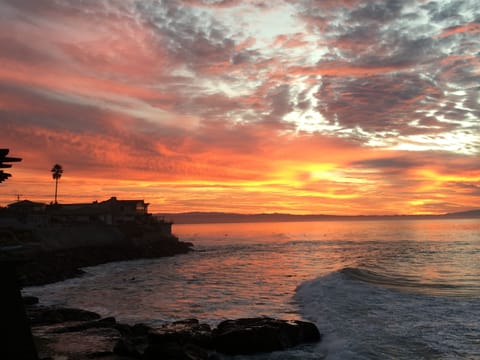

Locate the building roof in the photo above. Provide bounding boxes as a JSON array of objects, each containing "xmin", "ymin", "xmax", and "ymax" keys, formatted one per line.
[
  {"xmin": 100, "ymin": 197, "xmax": 149, "ymax": 206},
  {"xmin": 8, "ymin": 200, "xmax": 46, "ymax": 208}
]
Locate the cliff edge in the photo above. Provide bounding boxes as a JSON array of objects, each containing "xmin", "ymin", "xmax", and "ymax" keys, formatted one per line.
[{"xmin": 12, "ymin": 223, "xmax": 193, "ymax": 286}]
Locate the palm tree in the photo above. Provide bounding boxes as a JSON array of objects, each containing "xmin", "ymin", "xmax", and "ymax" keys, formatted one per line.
[{"xmin": 51, "ymin": 164, "xmax": 63, "ymax": 204}]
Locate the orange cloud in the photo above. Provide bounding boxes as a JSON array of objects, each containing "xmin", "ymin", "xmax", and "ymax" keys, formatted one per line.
[
  {"xmin": 1, "ymin": 0, "xmax": 479, "ymax": 216},
  {"xmin": 438, "ymin": 22, "xmax": 480, "ymax": 38}
]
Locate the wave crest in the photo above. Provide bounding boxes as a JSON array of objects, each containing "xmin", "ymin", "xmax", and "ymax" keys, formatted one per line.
[{"xmin": 340, "ymin": 267, "xmax": 462, "ymax": 294}]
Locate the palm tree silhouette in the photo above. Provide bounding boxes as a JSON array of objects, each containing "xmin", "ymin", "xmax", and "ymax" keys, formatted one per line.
[{"xmin": 51, "ymin": 164, "xmax": 63, "ymax": 204}]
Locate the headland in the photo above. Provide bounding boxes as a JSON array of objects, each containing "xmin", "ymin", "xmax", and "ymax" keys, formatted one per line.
[{"xmin": 0, "ymin": 197, "xmax": 193, "ymax": 286}]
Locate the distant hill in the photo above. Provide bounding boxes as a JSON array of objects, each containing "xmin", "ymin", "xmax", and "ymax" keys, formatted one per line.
[
  {"xmin": 156, "ymin": 212, "xmax": 342, "ymax": 224},
  {"xmin": 444, "ymin": 209, "xmax": 480, "ymax": 218},
  {"xmin": 156, "ymin": 210, "xmax": 480, "ymax": 224}
]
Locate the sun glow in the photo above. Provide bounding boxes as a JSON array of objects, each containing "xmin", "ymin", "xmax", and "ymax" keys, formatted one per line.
[
  {"xmin": 1, "ymin": 1, "xmax": 479, "ymax": 215},
  {"xmin": 418, "ymin": 170, "xmax": 480, "ymax": 183}
]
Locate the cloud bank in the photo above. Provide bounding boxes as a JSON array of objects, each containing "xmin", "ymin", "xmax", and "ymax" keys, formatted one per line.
[{"xmin": 1, "ymin": 0, "xmax": 479, "ymax": 214}]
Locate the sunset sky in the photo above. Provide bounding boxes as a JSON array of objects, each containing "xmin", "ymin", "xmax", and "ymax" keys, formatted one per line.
[{"xmin": 1, "ymin": 0, "xmax": 479, "ymax": 215}]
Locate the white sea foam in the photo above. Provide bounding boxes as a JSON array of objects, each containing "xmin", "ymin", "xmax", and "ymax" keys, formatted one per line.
[{"xmin": 295, "ymin": 268, "xmax": 480, "ymax": 359}]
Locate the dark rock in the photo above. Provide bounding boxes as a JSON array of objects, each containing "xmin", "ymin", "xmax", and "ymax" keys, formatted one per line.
[
  {"xmin": 113, "ymin": 337, "xmax": 143, "ymax": 358},
  {"xmin": 114, "ymin": 322, "xmax": 155, "ymax": 338},
  {"xmin": 143, "ymin": 342, "xmax": 211, "ymax": 360},
  {"xmin": 22, "ymin": 295, "xmax": 39, "ymax": 306},
  {"xmin": 131, "ymin": 323, "xmax": 155, "ymax": 337},
  {"xmin": 32, "ymin": 309, "xmax": 320, "ymax": 360},
  {"xmin": 116, "ymin": 319, "xmax": 215, "ymax": 359},
  {"xmin": 212, "ymin": 317, "xmax": 321, "ymax": 355},
  {"xmin": 291, "ymin": 320, "xmax": 322, "ymax": 343},
  {"xmin": 148, "ymin": 319, "xmax": 213, "ymax": 348},
  {"xmin": 115, "ymin": 317, "xmax": 320, "ymax": 358},
  {"xmin": 28, "ymin": 306, "xmax": 101, "ymax": 325},
  {"xmin": 113, "ymin": 323, "xmax": 154, "ymax": 358}
]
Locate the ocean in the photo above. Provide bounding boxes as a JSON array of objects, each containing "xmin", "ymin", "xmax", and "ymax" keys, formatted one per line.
[{"xmin": 26, "ymin": 218, "xmax": 480, "ymax": 359}]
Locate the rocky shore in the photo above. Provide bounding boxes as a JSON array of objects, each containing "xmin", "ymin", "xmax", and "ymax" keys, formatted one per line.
[
  {"xmin": 12, "ymin": 220, "xmax": 321, "ymax": 358},
  {"xmin": 25, "ymin": 297, "xmax": 321, "ymax": 359},
  {"xmin": 14, "ymin": 225, "xmax": 193, "ymax": 286}
]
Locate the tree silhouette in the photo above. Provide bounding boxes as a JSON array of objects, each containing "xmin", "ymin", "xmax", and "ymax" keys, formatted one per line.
[
  {"xmin": 51, "ymin": 164, "xmax": 63, "ymax": 204},
  {"xmin": 0, "ymin": 149, "xmax": 22, "ymax": 183}
]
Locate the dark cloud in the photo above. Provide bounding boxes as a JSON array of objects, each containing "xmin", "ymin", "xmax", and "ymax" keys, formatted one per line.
[
  {"xmin": 265, "ymin": 84, "xmax": 294, "ymax": 121},
  {"xmin": 315, "ymin": 73, "xmax": 449, "ymax": 135},
  {"xmin": 351, "ymin": 157, "xmax": 422, "ymax": 170},
  {"xmin": 137, "ymin": 1, "xmax": 236, "ymax": 74},
  {"xmin": 349, "ymin": 0, "xmax": 405, "ymax": 22},
  {"xmin": 231, "ymin": 49, "xmax": 259, "ymax": 65},
  {"xmin": 454, "ymin": 183, "xmax": 480, "ymax": 196},
  {"xmin": 180, "ymin": 0, "xmax": 244, "ymax": 8},
  {"xmin": 426, "ymin": 0, "xmax": 478, "ymax": 22},
  {"xmin": 288, "ymin": 0, "xmax": 479, "ymax": 147}
]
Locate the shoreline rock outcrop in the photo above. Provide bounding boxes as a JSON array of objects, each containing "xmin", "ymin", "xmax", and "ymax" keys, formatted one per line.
[
  {"xmin": 15, "ymin": 224, "xmax": 193, "ymax": 286},
  {"xmin": 26, "ymin": 299, "xmax": 321, "ymax": 359},
  {"xmin": 213, "ymin": 317, "xmax": 321, "ymax": 355}
]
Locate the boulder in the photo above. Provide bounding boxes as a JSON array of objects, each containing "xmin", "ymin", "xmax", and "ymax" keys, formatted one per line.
[
  {"xmin": 31, "ymin": 308, "xmax": 321, "ymax": 359},
  {"xmin": 115, "ymin": 317, "xmax": 320, "ymax": 357},
  {"xmin": 213, "ymin": 317, "xmax": 321, "ymax": 355},
  {"xmin": 143, "ymin": 342, "xmax": 212, "ymax": 360},
  {"xmin": 113, "ymin": 323, "xmax": 153, "ymax": 358},
  {"xmin": 113, "ymin": 337, "xmax": 144, "ymax": 358},
  {"xmin": 148, "ymin": 319, "xmax": 213, "ymax": 348},
  {"xmin": 22, "ymin": 295, "xmax": 39, "ymax": 306},
  {"xmin": 115, "ymin": 319, "xmax": 217, "ymax": 360}
]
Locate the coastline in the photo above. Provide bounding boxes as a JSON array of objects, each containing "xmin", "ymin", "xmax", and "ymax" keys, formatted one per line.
[
  {"xmin": 25, "ymin": 296, "xmax": 321, "ymax": 359},
  {"xmin": 16, "ymin": 226, "xmax": 193, "ymax": 287},
  {"xmin": 1, "ymin": 197, "xmax": 194, "ymax": 286},
  {"xmin": 16, "ymin": 220, "xmax": 322, "ymax": 359}
]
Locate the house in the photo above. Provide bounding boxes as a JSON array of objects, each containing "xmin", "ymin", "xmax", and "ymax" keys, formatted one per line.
[
  {"xmin": 5, "ymin": 200, "xmax": 48, "ymax": 226},
  {"xmin": 99, "ymin": 197, "xmax": 149, "ymax": 225},
  {"xmin": 45, "ymin": 197, "xmax": 152, "ymax": 225},
  {"xmin": 7, "ymin": 200, "xmax": 46, "ymax": 213},
  {"xmin": 4, "ymin": 197, "xmax": 161, "ymax": 226},
  {"xmin": 2, "ymin": 197, "xmax": 174, "ymax": 250}
]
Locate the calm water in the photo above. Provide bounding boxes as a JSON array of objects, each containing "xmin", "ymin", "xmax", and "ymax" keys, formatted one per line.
[{"xmin": 26, "ymin": 219, "xmax": 480, "ymax": 359}]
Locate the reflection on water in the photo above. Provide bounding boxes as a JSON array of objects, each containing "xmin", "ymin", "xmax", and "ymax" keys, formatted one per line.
[
  {"xmin": 176, "ymin": 218, "xmax": 480, "ymax": 245},
  {"xmin": 177, "ymin": 219, "xmax": 480, "ymax": 295}
]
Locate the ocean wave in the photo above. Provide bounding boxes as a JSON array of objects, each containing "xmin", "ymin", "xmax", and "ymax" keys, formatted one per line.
[
  {"xmin": 295, "ymin": 268, "xmax": 480, "ymax": 359},
  {"xmin": 339, "ymin": 267, "xmax": 463, "ymax": 294}
]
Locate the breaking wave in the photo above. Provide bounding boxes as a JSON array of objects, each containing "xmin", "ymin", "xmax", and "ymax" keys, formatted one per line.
[
  {"xmin": 295, "ymin": 267, "xmax": 480, "ymax": 359},
  {"xmin": 339, "ymin": 267, "xmax": 465, "ymax": 295}
]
